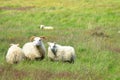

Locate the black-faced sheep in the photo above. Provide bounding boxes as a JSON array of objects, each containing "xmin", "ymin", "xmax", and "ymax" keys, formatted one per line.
[{"xmin": 47, "ymin": 42, "xmax": 76, "ymax": 63}]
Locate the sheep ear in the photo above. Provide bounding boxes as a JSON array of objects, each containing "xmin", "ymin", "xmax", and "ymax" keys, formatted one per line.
[
  {"xmin": 40, "ymin": 36, "xmax": 46, "ymax": 40},
  {"xmin": 47, "ymin": 42, "xmax": 51, "ymax": 46},
  {"xmin": 10, "ymin": 44, "xmax": 14, "ymax": 46},
  {"xmin": 10, "ymin": 43, "xmax": 19, "ymax": 46},
  {"xmin": 40, "ymin": 25, "xmax": 44, "ymax": 29},
  {"xmin": 53, "ymin": 42, "xmax": 56, "ymax": 45},
  {"xmin": 16, "ymin": 44, "xmax": 19, "ymax": 46},
  {"xmin": 30, "ymin": 36, "xmax": 36, "ymax": 42}
]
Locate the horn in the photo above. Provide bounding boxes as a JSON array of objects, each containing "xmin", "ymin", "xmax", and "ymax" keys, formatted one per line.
[
  {"xmin": 40, "ymin": 36, "xmax": 46, "ymax": 39},
  {"xmin": 30, "ymin": 36, "xmax": 36, "ymax": 42},
  {"xmin": 16, "ymin": 44, "xmax": 19, "ymax": 46}
]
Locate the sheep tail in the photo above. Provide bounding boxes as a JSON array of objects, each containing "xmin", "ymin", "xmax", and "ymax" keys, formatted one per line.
[{"xmin": 70, "ymin": 55, "xmax": 74, "ymax": 64}]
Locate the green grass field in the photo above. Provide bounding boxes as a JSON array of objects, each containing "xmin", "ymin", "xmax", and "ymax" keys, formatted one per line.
[{"xmin": 0, "ymin": 0, "xmax": 120, "ymax": 80}]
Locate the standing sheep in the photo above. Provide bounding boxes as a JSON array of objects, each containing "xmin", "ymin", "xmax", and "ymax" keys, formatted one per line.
[
  {"xmin": 22, "ymin": 36, "xmax": 46, "ymax": 60},
  {"xmin": 40, "ymin": 25, "xmax": 54, "ymax": 30},
  {"xmin": 47, "ymin": 42, "xmax": 76, "ymax": 63},
  {"xmin": 6, "ymin": 44, "xmax": 25, "ymax": 64}
]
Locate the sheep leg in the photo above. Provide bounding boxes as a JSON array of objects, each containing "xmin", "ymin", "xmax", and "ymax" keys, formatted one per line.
[
  {"xmin": 63, "ymin": 57, "xmax": 74, "ymax": 64},
  {"xmin": 35, "ymin": 57, "xmax": 44, "ymax": 61},
  {"xmin": 50, "ymin": 58, "xmax": 55, "ymax": 61},
  {"xmin": 69, "ymin": 56, "xmax": 75, "ymax": 64},
  {"xmin": 63, "ymin": 60, "xmax": 72, "ymax": 63},
  {"xmin": 13, "ymin": 61, "xmax": 18, "ymax": 64}
]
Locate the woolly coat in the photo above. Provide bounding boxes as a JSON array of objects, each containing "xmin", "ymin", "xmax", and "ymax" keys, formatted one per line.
[
  {"xmin": 6, "ymin": 45, "xmax": 25, "ymax": 64},
  {"xmin": 22, "ymin": 42, "xmax": 46, "ymax": 60},
  {"xmin": 48, "ymin": 44, "xmax": 75, "ymax": 63}
]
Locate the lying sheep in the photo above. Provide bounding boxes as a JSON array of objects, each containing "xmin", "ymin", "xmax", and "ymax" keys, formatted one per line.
[
  {"xmin": 40, "ymin": 25, "xmax": 54, "ymax": 30},
  {"xmin": 6, "ymin": 44, "xmax": 25, "ymax": 64},
  {"xmin": 47, "ymin": 42, "xmax": 76, "ymax": 63},
  {"xmin": 22, "ymin": 36, "xmax": 46, "ymax": 60}
]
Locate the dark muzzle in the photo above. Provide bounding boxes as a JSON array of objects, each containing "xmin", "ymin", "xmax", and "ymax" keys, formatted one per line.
[{"xmin": 51, "ymin": 48, "xmax": 57, "ymax": 56}]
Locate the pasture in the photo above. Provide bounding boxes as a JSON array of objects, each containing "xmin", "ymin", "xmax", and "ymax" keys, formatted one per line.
[{"xmin": 0, "ymin": 0, "xmax": 120, "ymax": 80}]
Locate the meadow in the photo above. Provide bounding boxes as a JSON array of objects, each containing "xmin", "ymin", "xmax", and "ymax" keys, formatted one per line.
[{"xmin": 0, "ymin": 0, "xmax": 120, "ymax": 80}]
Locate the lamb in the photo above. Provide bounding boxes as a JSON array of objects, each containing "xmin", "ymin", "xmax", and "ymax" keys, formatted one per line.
[
  {"xmin": 47, "ymin": 42, "xmax": 76, "ymax": 63},
  {"xmin": 22, "ymin": 36, "xmax": 46, "ymax": 60},
  {"xmin": 40, "ymin": 25, "xmax": 54, "ymax": 30},
  {"xmin": 6, "ymin": 44, "xmax": 25, "ymax": 64}
]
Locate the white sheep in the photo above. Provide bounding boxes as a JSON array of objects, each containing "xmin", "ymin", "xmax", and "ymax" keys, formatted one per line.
[
  {"xmin": 6, "ymin": 44, "xmax": 25, "ymax": 64},
  {"xmin": 47, "ymin": 42, "xmax": 76, "ymax": 63},
  {"xmin": 22, "ymin": 36, "xmax": 46, "ymax": 60},
  {"xmin": 40, "ymin": 25, "xmax": 54, "ymax": 30}
]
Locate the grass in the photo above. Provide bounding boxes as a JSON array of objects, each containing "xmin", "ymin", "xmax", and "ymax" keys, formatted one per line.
[{"xmin": 0, "ymin": 0, "xmax": 120, "ymax": 80}]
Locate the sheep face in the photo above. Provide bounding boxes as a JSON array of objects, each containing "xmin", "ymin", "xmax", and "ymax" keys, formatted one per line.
[
  {"xmin": 33, "ymin": 37, "xmax": 43, "ymax": 46},
  {"xmin": 40, "ymin": 25, "xmax": 44, "ymax": 29},
  {"xmin": 48, "ymin": 42, "xmax": 57, "ymax": 56},
  {"xmin": 30, "ymin": 36, "xmax": 46, "ymax": 47},
  {"xmin": 10, "ymin": 44, "xmax": 19, "ymax": 47}
]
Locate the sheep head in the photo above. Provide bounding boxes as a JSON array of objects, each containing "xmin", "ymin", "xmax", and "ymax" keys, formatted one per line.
[
  {"xmin": 10, "ymin": 43, "xmax": 19, "ymax": 47},
  {"xmin": 48, "ymin": 42, "xmax": 57, "ymax": 56},
  {"xmin": 30, "ymin": 36, "xmax": 46, "ymax": 47},
  {"xmin": 40, "ymin": 25, "xmax": 45, "ymax": 29}
]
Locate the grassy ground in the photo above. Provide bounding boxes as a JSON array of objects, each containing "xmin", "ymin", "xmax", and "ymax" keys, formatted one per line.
[{"xmin": 0, "ymin": 0, "xmax": 120, "ymax": 80}]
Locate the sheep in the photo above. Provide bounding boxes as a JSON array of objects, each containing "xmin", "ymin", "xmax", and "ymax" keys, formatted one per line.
[
  {"xmin": 40, "ymin": 25, "xmax": 54, "ymax": 30},
  {"xmin": 22, "ymin": 36, "xmax": 46, "ymax": 60},
  {"xmin": 47, "ymin": 42, "xmax": 76, "ymax": 63},
  {"xmin": 6, "ymin": 44, "xmax": 25, "ymax": 64}
]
